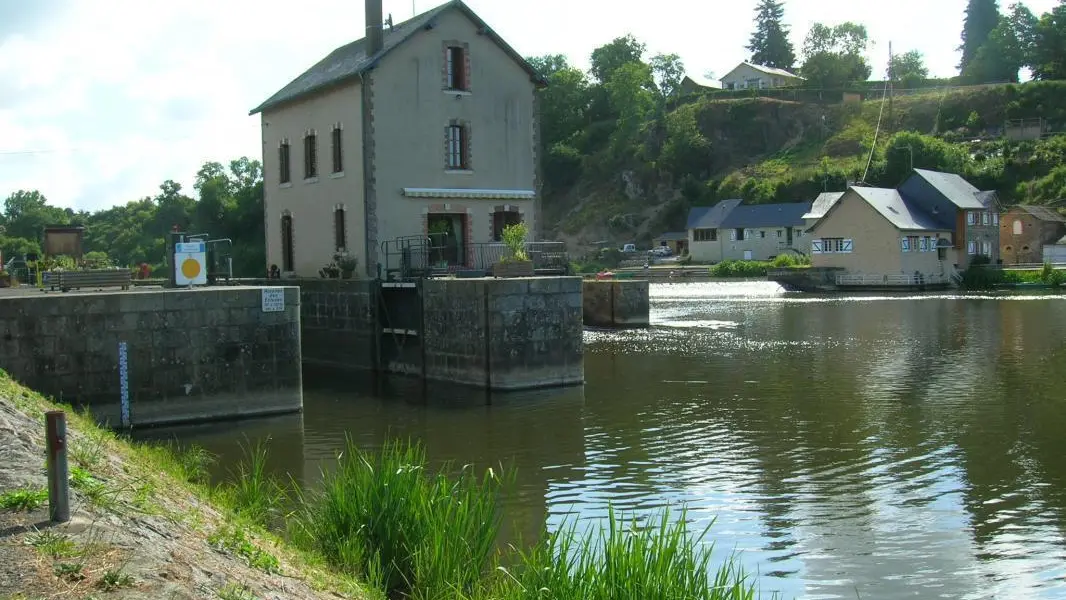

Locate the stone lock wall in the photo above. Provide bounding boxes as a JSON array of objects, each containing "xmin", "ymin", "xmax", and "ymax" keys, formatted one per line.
[
  {"xmin": 422, "ymin": 277, "xmax": 584, "ymax": 390},
  {"xmin": 582, "ymin": 280, "xmax": 651, "ymax": 328},
  {"xmin": 296, "ymin": 279, "xmax": 378, "ymax": 371},
  {"xmin": 0, "ymin": 287, "xmax": 302, "ymax": 427}
]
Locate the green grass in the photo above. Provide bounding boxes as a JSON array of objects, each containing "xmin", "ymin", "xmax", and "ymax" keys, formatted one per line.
[
  {"xmin": 215, "ymin": 438, "xmax": 286, "ymax": 527},
  {"xmin": 709, "ymin": 260, "xmax": 771, "ymax": 278},
  {"xmin": 770, "ymin": 254, "xmax": 811, "ymax": 269},
  {"xmin": 0, "ymin": 487, "xmax": 48, "ymax": 511},
  {"xmin": 27, "ymin": 530, "xmax": 78, "ymax": 558},
  {"xmin": 217, "ymin": 582, "xmax": 259, "ymax": 600},
  {"xmin": 97, "ymin": 568, "xmax": 134, "ymax": 591},
  {"xmin": 53, "ymin": 562, "xmax": 85, "ymax": 582},
  {"xmin": 209, "ymin": 525, "xmax": 281, "ymax": 575},
  {"xmin": 488, "ymin": 508, "xmax": 758, "ymax": 600},
  {"xmin": 290, "ymin": 438, "xmax": 507, "ymax": 599}
]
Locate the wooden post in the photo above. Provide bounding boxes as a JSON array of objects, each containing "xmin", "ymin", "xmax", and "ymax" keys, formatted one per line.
[{"xmin": 45, "ymin": 411, "xmax": 70, "ymax": 523}]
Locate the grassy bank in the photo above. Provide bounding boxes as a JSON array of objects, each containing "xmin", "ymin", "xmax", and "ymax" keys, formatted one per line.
[
  {"xmin": 0, "ymin": 369, "xmax": 375, "ymax": 600},
  {"xmin": 0, "ymin": 371, "xmax": 761, "ymax": 600}
]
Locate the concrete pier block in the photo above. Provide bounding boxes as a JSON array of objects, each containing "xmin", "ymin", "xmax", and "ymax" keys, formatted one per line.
[{"xmin": 582, "ymin": 279, "xmax": 650, "ymax": 328}]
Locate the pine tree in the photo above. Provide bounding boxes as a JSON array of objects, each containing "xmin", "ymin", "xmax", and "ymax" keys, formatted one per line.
[
  {"xmin": 747, "ymin": 0, "xmax": 796, "ymax": 71},
  {"xmin": 959, "ymin": 0, "xmax": 1001, "ymax": 71}
]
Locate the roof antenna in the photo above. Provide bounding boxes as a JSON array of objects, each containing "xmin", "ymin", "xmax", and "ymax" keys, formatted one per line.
[
  {"xmin": 413, "ymin": 1, "xmax": 416, "ymax": 17},
  {"xmin": 386, "ymin": 13, "xmax": 394, "ymax": 32}
]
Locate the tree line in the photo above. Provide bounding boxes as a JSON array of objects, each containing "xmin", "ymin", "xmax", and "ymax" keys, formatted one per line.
[
  {"xmin": 747, "ymin": 0, "xmax": 1066, "ymax": 87},
  {"xmin": 0, "ymin": 158, "xmax": 265, "ymax": 276}
]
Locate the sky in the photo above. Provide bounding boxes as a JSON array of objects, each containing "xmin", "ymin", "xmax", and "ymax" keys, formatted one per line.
[{"xmin": 0, "ymin": 0, "xmax": 1060, "ymax": 213}]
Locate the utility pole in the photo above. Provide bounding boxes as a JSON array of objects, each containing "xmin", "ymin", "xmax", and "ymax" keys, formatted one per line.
[{"xmin": 887, "ymin": 41, "xmax": 894, "ymax": 132}]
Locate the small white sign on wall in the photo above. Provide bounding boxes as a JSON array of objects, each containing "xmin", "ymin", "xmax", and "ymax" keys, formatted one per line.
[{"xmin": 261, "ymin": 288, "xmax": 285, "ymax": 313}]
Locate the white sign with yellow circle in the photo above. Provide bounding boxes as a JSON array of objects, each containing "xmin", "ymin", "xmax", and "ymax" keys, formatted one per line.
[{"xmin": 174, "ymin": 242, "xmax": 207, "ymax": 286}]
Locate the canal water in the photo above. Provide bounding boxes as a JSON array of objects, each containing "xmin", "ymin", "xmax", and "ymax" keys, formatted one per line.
[{"xmin": 141, "ymin": 282, "xmax": 1066, "ymax": 599}]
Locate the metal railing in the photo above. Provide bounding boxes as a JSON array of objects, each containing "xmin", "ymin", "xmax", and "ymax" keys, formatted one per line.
[
  {"xmin": 836, "ymin": 273, "xmax": 951, "ymax": 286},
  {"xmin": 381, "ymin": 237, "xmax": 569, "ymax": 280}
]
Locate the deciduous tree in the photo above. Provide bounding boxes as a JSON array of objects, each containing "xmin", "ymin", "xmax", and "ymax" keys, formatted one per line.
[{"xmin": 800, "ymin": 22, "xmax": 872, "ymax": 88}]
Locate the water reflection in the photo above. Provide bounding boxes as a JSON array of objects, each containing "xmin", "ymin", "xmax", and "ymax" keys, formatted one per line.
[{"xmin": 146, "ymin": 283, "xmax": 1066, "ymax": 600}]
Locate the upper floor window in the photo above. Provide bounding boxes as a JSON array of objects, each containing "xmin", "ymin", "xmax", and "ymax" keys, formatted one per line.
[
  {"xmin": 693, "ymin": 229, "xmax": 717, "ymax": 242},
  {"xmin": 331, "ymin": 124, "xmax": 343, "ymax": 174},
  {"xmin": 1013, "ymin": 220, "xmax": 1023, "ymax": 235},
  {"xmin": 446, "ymin": 122, "xmax": 469, "ymax": 170},
  {"xmin": 278, "ymin": 140, "xmax": 291, "ymax": 184},
  {"xmin": 993, "ymin": 213, "xmax": 999, "ymax": 226},
  {"xmin": 967, "ymin": 211, "xmax": 976, "ymax": 226},
  {"xmin": 445, "ymin": 45, "xmax": 468, "ymax": 90},
  {"xmin": 304, "ymin": 131, "xmax": 318, "ymax": 179},
  {"xmin": 981, "ymin": 212, "xmax": 990, "ymax": 226}
]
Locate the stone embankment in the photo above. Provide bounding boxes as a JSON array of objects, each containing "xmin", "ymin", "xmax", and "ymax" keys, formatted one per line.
[{"xmin": 0, "ymin": 371, "xmax": 372, "ymax": 600}]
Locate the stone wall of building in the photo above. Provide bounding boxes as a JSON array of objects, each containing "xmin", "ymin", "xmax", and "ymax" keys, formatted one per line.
[
  {"xmin": 582, "ymin": 280, "xmax": 650, "ymax": 328},
  {"xmin": 295, "ymin": 279, "xmax": 379, "ymax": 372},
  {"xmin": 0, "ymin": 286, "xmax": 302, "ymax": 427},
  {"xmin": 422, "ymin": 277, "xmax": 584, "ymax": 390}
]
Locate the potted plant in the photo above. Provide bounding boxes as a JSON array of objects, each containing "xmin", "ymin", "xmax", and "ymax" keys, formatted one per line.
[
  {"xmin": 335, "ymin": 252, "xmax": 358, "ymax": 279},
  {"xmin": 0, "ymin": 269, "xmax": 10, "ymax": 288},
  {"xmin": 493, "ymin": 222, "xmax": 534, "ymax": 278},
  {"xmin": 319, "ymin": 262, "xmax": 340, "ymax": 279}
]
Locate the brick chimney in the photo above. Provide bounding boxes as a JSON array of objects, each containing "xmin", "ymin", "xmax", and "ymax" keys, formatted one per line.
[{"xmin": 366, "ymin": 0, "xmax": 384, "ymax": 55}]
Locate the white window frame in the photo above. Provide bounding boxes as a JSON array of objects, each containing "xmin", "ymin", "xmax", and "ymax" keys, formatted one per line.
[
  {"xmin": 982, "ymin": 212, "xmax": 990, "ymax": 226},
  {"xmin": 968, "ymin": 241, "xmax": 977, "ymax": 255},
  {"xmin": 811, "ymin": 239, "xmax": 823, "ymax": 254},
  {"xmin": 967, "ymin": 212, "xmax": 977, "ymax": 226},
  {"xmin": 901, "ymin": 237, "xmax": 910, "ymax": 252},
  {"xmin": 993, "ymin": 213, "xmax": 999, "ymax": 226},
  {"xmin": 841, "ymin": 239, "xmax": 853, "ymax": 253}
]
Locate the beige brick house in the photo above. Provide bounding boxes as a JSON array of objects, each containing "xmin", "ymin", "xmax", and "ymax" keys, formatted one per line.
[
  {"xmin": 251, "ymin": 0, "xmax": 546, "ymax": 277},
  {"xmin": 686, "ymin": 200, "xmax": 811, "ymax": 263}
]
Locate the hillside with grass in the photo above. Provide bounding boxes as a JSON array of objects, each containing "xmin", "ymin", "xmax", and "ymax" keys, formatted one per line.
[{"xmin": 541, "ymin": 80, "xmax": 1066, "ymax": 254}]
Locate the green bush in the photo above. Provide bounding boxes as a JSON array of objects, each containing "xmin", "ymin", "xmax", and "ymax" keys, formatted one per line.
[
  {"xmin": 770, "ymin": 253, "xmax": 811, "ymax": 268},
  {"xmin": 708, "ymin": 260, "xmax": 770, "ymax": 278}
]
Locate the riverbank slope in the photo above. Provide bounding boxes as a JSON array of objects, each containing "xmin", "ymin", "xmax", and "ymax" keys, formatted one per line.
[{"xmin": 0, "ymin": 370, "xmax": 375, "ymax": 600}]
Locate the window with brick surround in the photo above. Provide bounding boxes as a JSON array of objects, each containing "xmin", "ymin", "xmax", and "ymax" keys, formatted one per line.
[
  {"xmin": 281, "ymin": 214, "xmax": 295, "ymax": 272},
  {"xmin": 446, "ymin": 122, "xmax": 469, "ymax": 170},
  {"xmin": 278, "ymin": 140, "xmax": 291, "ymax": 184},
  {"xmin": 304, "ymin": 131, "xmax": 317, "ymax": 179},
  {"xmin": 445, "ymin": 45, "xmax": 468, "ymax": 90},
  {"xmin": 331, "ymin": 125, "xmax": 343, "ymax": 174}
]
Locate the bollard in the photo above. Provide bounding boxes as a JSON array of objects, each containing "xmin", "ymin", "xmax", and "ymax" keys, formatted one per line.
[{"xmin": 45, "ymin": 411, "xmax": 70, "ymax": 523}]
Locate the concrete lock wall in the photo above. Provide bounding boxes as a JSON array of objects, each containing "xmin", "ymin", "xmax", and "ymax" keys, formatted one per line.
[
  {"xmin": 582, "ymin": 280, "xmax": 650, "ymax": 328},
  {"xmin": 297, "ymin": 279, "xmax": 378, "ymax": 371},
  {"xmin": 0, "ymin": 287, "xmax": 303, "ymax": 427},
  {"xmin": 422, "ymin": 277, "xmax": 584, "ymax": 390}
]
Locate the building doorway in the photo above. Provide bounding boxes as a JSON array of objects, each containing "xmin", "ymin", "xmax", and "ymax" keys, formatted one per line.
[
  {"xmin": 280, "ymin": 214, "xmax": 294, "ymax": 272},
  {"xmin": 427, "ymin": 213, "xmax": 467, "ymax": 267}
]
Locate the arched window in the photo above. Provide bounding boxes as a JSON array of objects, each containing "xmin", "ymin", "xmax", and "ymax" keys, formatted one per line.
[
  {"xmin": 281, "ymin": 213, "xmax": 294, "ymax": 272},
  {"xmin": 1013, "ymin": 220, "xmax": 1023, "ymax": 235}
]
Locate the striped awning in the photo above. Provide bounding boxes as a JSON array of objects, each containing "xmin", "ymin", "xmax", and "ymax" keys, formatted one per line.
[{"xmin": 402, "ymin": 188, "xmax": 535, "ymax": 200}]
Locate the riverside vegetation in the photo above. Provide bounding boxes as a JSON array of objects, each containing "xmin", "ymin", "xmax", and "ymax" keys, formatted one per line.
[{"xmin": 0, "ymin": 371, "xmax": 760, "ymax": 600}]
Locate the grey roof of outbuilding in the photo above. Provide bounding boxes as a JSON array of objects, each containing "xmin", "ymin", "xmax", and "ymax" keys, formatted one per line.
[
  {"xmin": 1016, "ymin": 205, "xmax": 1066, "ymax": 222},
  {"xmin": 720, "ymin": 202, "xmax": 812, "ymax": 229},
  {"xmin": 687, "ymin": 199, "xmax": 743, "ymax": 230},
  {"xmin": 801, "ymin": 192, "xmax": 845, "ymax": 220},
  {"xmin": 911, "ymin": 168, "xmax": 987, "ymax": 210},
  {"xmin": 851, "ymin": 187, "xmax": 948, "ymax": 231},
  {"xmin": 249, "ymin": 0, "xmax": 546, "ymax": 115}
]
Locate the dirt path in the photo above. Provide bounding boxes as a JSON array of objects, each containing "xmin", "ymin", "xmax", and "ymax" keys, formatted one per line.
[{"xmin": 0, "ymin": 375, "xmax": 375, "ymax": 600}]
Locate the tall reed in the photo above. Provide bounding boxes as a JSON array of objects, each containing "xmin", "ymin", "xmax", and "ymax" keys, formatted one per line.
[
  {"xmin": 291, "ymin": 438, "xmax": 507, "ymax": 599},
  {"xmin": 218, "ymin": 437, "xmax": 286, "ymax": 527},
  {"xmin": 490, "ymin": 507, "xmax": 759, "ymax": 600}
]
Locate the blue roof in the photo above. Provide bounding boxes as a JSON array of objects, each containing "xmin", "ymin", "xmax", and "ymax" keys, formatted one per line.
[
  {"xmin": 719, "ymin": 202, "xmax": 812, "ymax": 229},
  {"xmin": 687, "ymin": 199, "xmax": 742, "ymax": 230},
  {"xmin": 851, "ymin": 187, "xmax": 948, "ymax": 231}
]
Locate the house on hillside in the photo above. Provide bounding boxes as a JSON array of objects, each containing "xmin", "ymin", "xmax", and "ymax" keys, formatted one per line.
[
  {"xmin": 686, "ymin": 200, "xmax": 811, "ymax": 263},
  {"xmin": 251, "ymin": 0, "xmax": 547, "ymax": 277},
  {"xmin": 720, "ymin": 62, "xmax": 804, "ymax": 91},
  {"xmin": 999, "ymin": 205, "xmax": 1066, "ymax": 265},
  {"xmin": 806, "ymin": 187, "xmax": 955, "ymax": 286},
  {"xmin": 897, "ymin": 169, "xmax": 1001, "ymax": 269},
  {"xmin": 679, "ymin": 74, "xmax": 720, "ymax": 96}
]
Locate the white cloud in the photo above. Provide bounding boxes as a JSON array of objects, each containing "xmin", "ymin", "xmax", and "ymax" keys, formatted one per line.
[{"xmin": 0, "ymin": 0, "xmax": 1060, "ymax": 211}]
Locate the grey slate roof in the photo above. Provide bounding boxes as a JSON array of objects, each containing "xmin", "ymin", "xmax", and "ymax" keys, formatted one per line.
[
  {"xmin": 801, "ymin": 192, "xmax": 845, "ymax": 220},
  {"xmin": 249, "ymin": 0, "xmax": 546, "ymax": 115},
  {"xmin": 851, "ymin": 187, "xmax": 948, "ymax": 231},
  {"xmin": 911, "ymin": 168, "xmax": 986, "ymax": 210},
  {"xmin": 687, "ymin": 199, "xmax": 742, "ymax": 230},
  {"xmin": 1017, "ymin": 205, "xmax": 1066, "ymax": 222},
  {"xmin": 719, "ymin": 202, "xmax": 812, "ymax": 229}
]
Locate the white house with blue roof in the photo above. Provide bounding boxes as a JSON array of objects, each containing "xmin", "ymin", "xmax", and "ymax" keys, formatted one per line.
[
  {"xmin": 251, "ymin": 0, "xmax": 547, "ymax": 277},
  {"xmin": 686, "ymin": 200, "xmax": 812, "ymax": 263}
]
